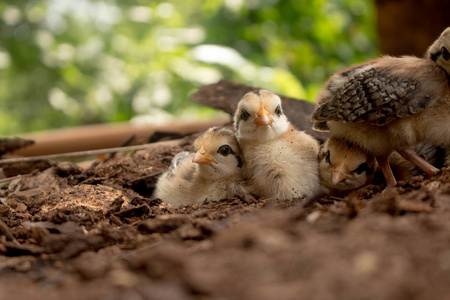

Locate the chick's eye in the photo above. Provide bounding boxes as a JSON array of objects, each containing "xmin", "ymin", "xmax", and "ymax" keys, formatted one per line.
[
  {"xmin": 240, "ymin": 109, "xmax": 250, "ymax": 121},
  {"xmin": 324, "ymin": 150, "xmax": 331, "ymax": 164},
  {"xmin": 442, "ymin": 46, "xmax": 450, "ymax": 61},
  {"xmin": 218, "ymin": 145, "xmax": 231, "ymax": 156},
  {"xmin": 353, "ymin": 162, "xmax": 369, "ymax": 175},
  {"xmin": 275, "ymin": 105, "xmax": 282, "ymax": 116}
]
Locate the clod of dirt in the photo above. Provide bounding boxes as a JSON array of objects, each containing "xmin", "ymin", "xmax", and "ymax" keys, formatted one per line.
[
  {"xmin": 2, "ymin": 160, "xmax": 53, "ymax": 177},
  {"xmin": 138, "ymin": 214, "xmax": 193, "ymax": 234},
  {"xmin": 41, "ymin": 184, "xmax": 132, "ymax": 215}
]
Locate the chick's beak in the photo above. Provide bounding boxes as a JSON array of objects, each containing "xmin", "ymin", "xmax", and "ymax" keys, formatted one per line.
[
  {"xmin": 332, "ymin": 165, "xmax": 348, "ymax": 185},
  {"xmin": 192, "ymin": 145, "xmax": 215, "ymax": 165},
  {"xmin": 253, "ymin": 102, "xmax": 274, "ymax": 127}
]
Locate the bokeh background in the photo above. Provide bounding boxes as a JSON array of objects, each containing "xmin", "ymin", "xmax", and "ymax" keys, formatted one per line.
[
  {"xmin": 0, "ymin": 0, "xmax": 378, "ymax": 135},
  {"xmin": 1, "ymin": 0, "xmax": 447, "ymax": 136}
]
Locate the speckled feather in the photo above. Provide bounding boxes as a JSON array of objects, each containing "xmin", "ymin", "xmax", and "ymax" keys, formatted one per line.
[{"xmin": 312, "ymin": 60, "xmax": 438, "ymax": 127}]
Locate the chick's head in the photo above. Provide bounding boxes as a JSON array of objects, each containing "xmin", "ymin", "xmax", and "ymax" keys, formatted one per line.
[
  {"xmin": 319, "ymin": 137, "xmax": 376, "ymax": 191},
  {"xmin": 192, "ymin": 127, "xmax": 242, "ymax": 180},
  {"xmin": 427, "ymin": 26, "xmax": 450, "ymax": 74},
  {"xmin": 234, "ymin": 90, "xmax": 289, "ymax": 142}
]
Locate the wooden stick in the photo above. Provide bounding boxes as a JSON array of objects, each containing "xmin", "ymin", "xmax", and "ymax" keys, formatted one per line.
[
  {"xmin": 0, "ymin": 174, "xmax": 31, "ymax": 184},
  {"xmin": 9, "ymin": 119, "xmax": 227, "ymax": 157},
  {"xmin": 0, "ymin": 139, "xmax": 183, "ymax": 165}
]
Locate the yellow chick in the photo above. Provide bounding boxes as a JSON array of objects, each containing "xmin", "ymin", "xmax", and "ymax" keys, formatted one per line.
[
  {"xmin": 154, "ymin": 127, "xmax": 245, "ymax": 206},
  {"xmin": 234, "ymin": 90, "xmax": 320, "ymax": 200},
  {"xmin": 312, "ymin": 27, "xmax": 450, "ymax": 187}
]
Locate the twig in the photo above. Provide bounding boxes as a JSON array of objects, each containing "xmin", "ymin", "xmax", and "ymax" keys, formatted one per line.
[
  {"xmin": 0, "ymin": 139, "xmax": 183, "ymax": 165},
  {"xmin": 329, "ymin": 196, "xmax": 345, "ymax": 202},
  {"xmin": 301, "ymin": 190, "xmax": 328, "ymax": 208},
  {"xmin": 0, "ymin": 220, "xmax": 17, "ymax": 243},
  {"xmin": 288, "ymin": 190, "xmax": 329, "ymax": 221},
  {"xmin": 0, "ymin": 174, "xmax": 32, "ymax": 184},
  {"xmin": 105, "ymin": 134, "xmax": 136, "ymax": 161}
]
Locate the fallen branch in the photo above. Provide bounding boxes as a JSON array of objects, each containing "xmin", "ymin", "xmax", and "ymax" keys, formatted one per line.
[
  {"xmin": 0, "ymin": 173, "xmax": 34, "ymax": 184},
  {"xmin": 0, "ymin": 137, "xmax": 35, "ymax": 156},
  {"xmin": 0, "ymin": 139, "xmax": 184, "ymax": 165}
]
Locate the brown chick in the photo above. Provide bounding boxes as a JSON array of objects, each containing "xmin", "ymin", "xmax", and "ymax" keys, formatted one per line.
[
  {"xmin": 312, "ymin": 27, "xmax": 450, "ymax": 187},
  {"xmin": 234, "ymin": 90, "xmax": 320, "ymax": 200},
  {"xmin": 320, "ymin": 137, "xmax": 447, "ymax": 191},
  {"xmin": 319, "ymin": 136, "xmax": 376, "ymax": 191},
  {"xmin": 153, "ymin": 127, "xmax": 245, "ymax": 207}
]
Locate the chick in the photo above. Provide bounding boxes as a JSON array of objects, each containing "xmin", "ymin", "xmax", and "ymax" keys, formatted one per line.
[
  {"xmin": 320, "ymin": 137, "xmax": 447, "ymax": 191},
  {"xmin": 312, "ymin": 27, "xmax": 450, "ymax": 187},
  {"xmin": 153, "ymin": 127, "xmax": 245, "ymax": 206},
  {"xmin": 319, "ymin": 136, "xmax": 376, "ymax": 191},
  {"xmin": 234, "ymin": 90, "xmax": 320, "ymax": 200}
]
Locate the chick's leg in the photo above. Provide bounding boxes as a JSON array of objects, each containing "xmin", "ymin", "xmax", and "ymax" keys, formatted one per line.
[
  {"xmin": 376, "ymin": 155, "xmax": 397, "ymax": 187},
  {"xmin": 397, "ymin": 149, "xmax": 439, "ymax": 177}
]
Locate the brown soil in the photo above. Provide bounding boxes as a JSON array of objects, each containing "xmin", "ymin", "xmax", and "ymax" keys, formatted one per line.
[
  {"xmin": 0, "ymin": 136, "xmax": 448, "ymax": 300},
  {"xmin": 0, "ymin": 81, "xmax": 448, "ymax": 299}
]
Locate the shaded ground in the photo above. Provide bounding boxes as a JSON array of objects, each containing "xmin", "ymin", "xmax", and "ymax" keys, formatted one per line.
[
  {"xmin": 1, "ymin": 141, "xmax": 449, "ymax": 300},
  {"xmin": 0, "ymin": 81, "xmax": 449, "ymax": 300}
]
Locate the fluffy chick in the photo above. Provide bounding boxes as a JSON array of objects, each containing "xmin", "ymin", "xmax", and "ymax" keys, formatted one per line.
[
  {"xmin": 154, "ymin": 127, "xmax": 244, "ymax": 206},
  {"xmin": 312, "ymin": 27, "xmax": 450, "ymax": 187},
  {"xmin": 319, "ymin": 136, "xmax": 376, "ymax": 191},
  {"xmin": 234, "ymin": 90, "xmax": 320, "ymax": 200},
  {"xmin": 320, "ymin": 137, "xmax": 447, "ymax": 191}
]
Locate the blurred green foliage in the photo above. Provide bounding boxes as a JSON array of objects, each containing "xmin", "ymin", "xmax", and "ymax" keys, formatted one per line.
[{"xmin": 0, "ymin": 0, "xmax": 377, "ymax": 135}]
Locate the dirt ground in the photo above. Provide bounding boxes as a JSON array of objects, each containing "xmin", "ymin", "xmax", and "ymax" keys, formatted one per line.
[{"xmin": 0, "ymin": 82, "xmax": 449, "ymax": 300}]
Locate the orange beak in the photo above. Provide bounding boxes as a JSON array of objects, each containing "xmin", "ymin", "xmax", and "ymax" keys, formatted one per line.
[
  {"xmin": 332, "ymin": 164, "xmax": 347, "ymax": 185},
  {"xmin": 253, "ymin": 102, "xmax": 273, "ymax": 127},
  {"xmin": 192, "ymin": 145, "xmax": 215, "ymax": 165}
]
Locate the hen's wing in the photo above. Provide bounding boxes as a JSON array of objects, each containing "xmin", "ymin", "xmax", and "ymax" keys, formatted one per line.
[{"xmin": 312, "ymin": 65, "xmax": 432, "ymax": 126}]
